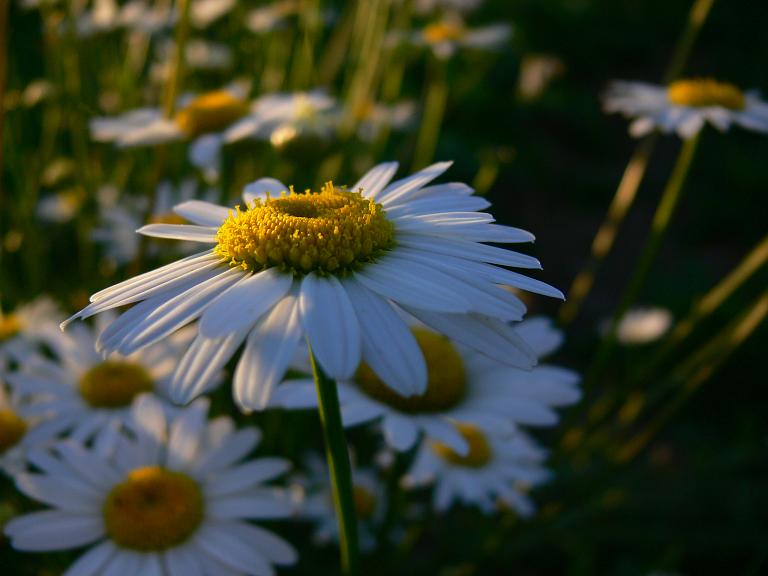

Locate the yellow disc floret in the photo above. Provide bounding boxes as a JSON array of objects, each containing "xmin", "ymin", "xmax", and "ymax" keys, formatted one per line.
[
  {"xmin": 431, "ymin": 423, "xmax": 493, "ymax": 468},
  {"xmin": 357, "ymin": 328, "xmax": 466, "ymax": 412},
  {"xmin": 0, "ymin": 409, "xmax": 27, "ymax": 454},
  {"xmin": 103, "ymin": 466, "xmax": 204, "ymax": 551},
  {"xmin": 667, "ymin": 78, "xmax": 745, "ymax": 110},
  {"xmin": 0, "ymin": 314, "xmax": 21, "ymax": 341},
  {"xmin": 175, "ymin": 90, "xmax": 249, "ymax": 137},
  {"xmin": 215, "ymin": 182, "xmax": 395, "ymax": 275},
  {"xmin": 423, "ymin": 20, "xmax": 466, "ymax": 44},
  {"xmin": 78, "ymin": 361, "xmax": 154, "ymax": 408}
]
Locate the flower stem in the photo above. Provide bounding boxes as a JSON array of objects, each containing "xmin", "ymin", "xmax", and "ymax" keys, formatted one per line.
[
  {"xmin": 584, "ymin": 133, "xmax": 701, "ymax": 395},
  {"xmin": 308, "ymin": 344, "xmax": 360, "ymax": 575}
]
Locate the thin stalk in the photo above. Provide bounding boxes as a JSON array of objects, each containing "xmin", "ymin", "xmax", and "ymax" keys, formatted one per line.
[
  {"xmin": 614, "ymin": 290, "xmax": 768, "ymax": 463},
  {"xmin": 308, "ymin": 344, "xmax": 360, "ymax": 575},
  {"xmin": 584, "ymin": 133, "xmax": 701, "ymax": 395},
  {"xmin": 559, "ymin": 0, "xmax": 716, "ymax": 326},
  {"xmin": 0, "ymin": 0, "xmax": 9, "ymax": 296},
  {"xmin": 411, "ymin": 56, "xmax": 447, "ymax": 171}
]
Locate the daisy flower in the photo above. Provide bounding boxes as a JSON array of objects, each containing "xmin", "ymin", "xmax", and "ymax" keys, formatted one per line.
[
  {"xmin": 64, "ymin": 161, "xmax": 563, "ymax": 414},
  {"xmin": 603, "ymin": 78, "xmax": 768, "ymax": 138},
  {"xmin": 8, "ymin": 313, "xmax": 205, "ymax": 443},
  {"xmin": 410, "ymin": 14, "xmax": 511, "ymax": 60},
  {"xmin": 0, "ymin": 296, "xmax": 64, "ymax": 366},
  {"xmin": 224, "ymin": 90, "xmax": 340, "ymax": 151},
  {"xmin": 272, "ymin": 317, "xmax": 580, "ymax": 455},
  {"xmin": 403, "ymin": 424, "xmax": 551, "ymax": 516},
  {"xmin": 5, "ymin": 394, "xmax": 297, "ymax": 575},
  {"xmin": 0, "ymin": 377, "xmax": 62, "ymax": 476},
  {"xmin": 293, "ymin": 454, "xmax": 386, "ymax": 550},
  {"xmin": 349, "ymin": 99, "xmax": 416, "ymax": 143},
  {"xmin": 603, "ymin": 306, "xmax": 673, "ymax": 346},
  {"xmin": 90, "ymin": 83, "xmax": 252, "ymax": 176}
]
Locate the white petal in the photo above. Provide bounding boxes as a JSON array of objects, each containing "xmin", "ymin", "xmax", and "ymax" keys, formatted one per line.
[
  {"xmin": 193, "ymin": 524, "xmax": 275, "ymax": 576},
  {"xmin": 299, "ymin": 273, "xmax": 361, "ymax": 380},
  {"xmin": 233, "ymin": 290, "xmax": 302, "ymax": 411},
  {"xmin": 377, "ymin": 161, "xmax": 453, "ymax": 205},
  {"xmin": 15, "ymin": 473, "xmax": 100, "ymax": 512},
  {"xmin": 243, "ymin": 178, "xmax": 288, "ymax": 204},
  {"xmin": 382, "ymin": 413, "xmax": 419, "ymax": 451},
  {"xmin": 137, "ymin": 223, "xmax": 218, "ymax": 243},
  {"xmin": 198, "ymin": 268, "xmax": 292, "ymax": 339},
  {"xmin": 206, "ymin": 458, "xmax": 291, "ymax": 496},
  {"xmin": 193, "ymin": 427, "xmax": 261, "ymax": 476},
  {"xmin": 6, "ymin": 511, "xmax": 104, "ymax": 551},
  {"xmin": 173, "ymin": 200, "xmax": 231, "ymax": 226},
  {"xmin": 189, "ymin": 134, "xmax": 222, "ymax": 173},
  {"xmin": 166, "ymin": 400, "xmax": 209, "ymax": 470},
  {"xmin": 207, "ymin": 493, "xmax": 293, "ymax": 519},
  {"xmin": 351, "ymin": 161, "xmax": 399, "ymax": 198},
  {"xmin": 398, "ymin": 232, "xmax": 541, "ymax": 269},
  {"xmin": 63, "ymin": 541, "xmax": 118, "ymax": 576},
  {"xmin": 343, "ymin": 277, "xmax": 427, "ymax": 395}
]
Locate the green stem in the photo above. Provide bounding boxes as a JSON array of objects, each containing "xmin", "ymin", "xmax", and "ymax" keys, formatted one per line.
[
  {"xmin": 308, "ymin": 344, "xmax": 360, "ymax": 575},
  {"xmin": 584, "ymin": 133, "xmax": 701, "ymax": 395}
]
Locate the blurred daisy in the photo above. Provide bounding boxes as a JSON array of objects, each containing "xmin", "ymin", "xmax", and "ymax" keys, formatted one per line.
[
  {"xmin": 414, "ymin": 0, "xmax": 484, "ymax": 15},
  {"xmin": 273, "ymin": 317, "xmax": 580, "ymax": 455},
  {"xmin": 90, "ymin": 83, "xmax": 252, "ymax": 176},
  {"xmin": 0, "ymin": 378, "xmax": 61, "ymax": 475},
  {"xmin": 118, "ymin": 0, "xmax": 235, "ymax": 35},
  {"xmin": 152, "ymin": 39, "xmax": 234, "ymax": 82},
  {"xmin": 403, "ymin": 424, "xmax": 550, "ymax": 516},
  {"xmin": 7, "ymin": 313, "xmax": 200, "ymax": 443},
  {"xmin": 294, "ymin": 454, "xmax": 385, "ymax": 550},
  {"xmin": 0, "ymin": 297, "xmax": 63, "ymax": 366},
  {"xmin": 410, "ymin": 14, "xmax": 511, "ymax": 59},
  {"xmin": 246, "ymin": 0, "xmax": 300, "ymax": 33},
  {"xmin": 36, "ymin": 187, "xmax": 86, "ymax": 224},
  {"xmin": 65, "ymin": 161, "xmax": 563, "ymax": 414},
  {"xmin": 75, "ymin": 0, "xmax": 121, "ymax": 37},
  {"xmin": 350, "ymin": 99, "xmax": 416, "ymax": 142},
  {"xmin": 603, "ymin": 79, "xmax": 768, "ymax": 138},
  {"xmin": 92, "ymin": 180, "xmax": 221, "ymax": 265},
  {"xmin": 604, "ymin": 306, "xmax": 673, "ymax": 346},
  {"xmin": 5, "ymin": 395, "xmax": 297, "ymax": 574},
  {"xmin": 224, "ymin": 90, "xmax": 340, "ymax": 151}
]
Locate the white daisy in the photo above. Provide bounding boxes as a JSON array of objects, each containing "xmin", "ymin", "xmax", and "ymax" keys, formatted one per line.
[
  {"xmin": 293, "ymin": 454, "xmax": 386, "ymax": 550},
  {"xmin": 64, "ymin": 161, "xmax": 563, "ymax": 415},
  {"xmin": 409, "ymin": 14, "xmax": 511, "ymax": 60},
  {"xmin": 603, "ymin": 306, "xmax": 673, "ymax": 346},
  {"xmin": 246, "ymin": 0, "xmax": 301, "ymax": 33},
  {"xmin": 224, "ymin": 90, "xmax": 340, "ymax": 150},
  {"xmin": 272, "ymin": 317, "xmax": 580, "ymax": 455},
  {"xmin": 0, "ymin": 296, "xmax": 64, "ymax": 367},
  {"xmin": 350, "ymin": 99, "xmax": 416, "ymax": 143},
  {"xmin": 403, "ymin": 424, "xmax": 551, "ymax": 516},
  {"xmin": 5, "ymin": 394, "xmax": 297, "ymax": 575},
  {"xmin": 603, "ymin": 79, "xmax": 768, "ymax": 139},
  {"xmin": 90, "ymin": 84, "xmax": 252, "ymax": 176},
  {"xmin": 7, "ymin": 314, "xmax": 204, "ymax": 443}
]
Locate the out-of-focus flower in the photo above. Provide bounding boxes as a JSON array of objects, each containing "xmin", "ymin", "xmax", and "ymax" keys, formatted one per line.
[
  {"xmin": 152, "ymin": 39, "xmax": 234, "ymax": 82},
  {"xmin": 36, "ymin": 187, "xmax": 85, "ymax": 224},
  {"xmin": 603, "ymin": 306, "xmax": 673, "ymax": 346},
  {"xmin": 64, "ymin": 162, "xmax": 563, "ymax": 414},
  {"xmin": 414, "ymin": 0, "xmax": 484, "ymax": 15},
  {"xmin": 246, "ymin": 0, "xmax": 300, "ymax": 33},
  {"xmin": 293, "ymin": 454, "xmax": 385, "ymax": 550},
  {"xmin": 6, "ymin": 312, "xmax": 201, "ymax": 443},
  {"xmin": 225, "ymin": 90, "xmax": 340, "ymax": 152},
  {"xmin": 403, "ymin": 425, "xmax": 551, "ymax": 516},
  {"xmin": 517, "ymin": 54, "xmax": 565, "ymax": 101},
  {"xmin": 603, "ymin": 79, "xmax": 768, "ymax": 138},
  {"xmin": 0, "ymin": 297, "xmax": 64, "ymax": 366},
  {"xmin": 90, "ymin": 83, "xmax": 252, "ymax": 176},
  {"xmin": 273, "ymin": 317, "xmax": 580, "ymax": 455},
  {"xmin": 408, "ymin": 14, "xmax": 511, "ymax": 60},
  {"xmin": 350, "ymin": 99, "xmax": 416, "ymax": 142},
  {"xmin": 4, "ymin": 395, "xmax": 297, "ymax": 574}
]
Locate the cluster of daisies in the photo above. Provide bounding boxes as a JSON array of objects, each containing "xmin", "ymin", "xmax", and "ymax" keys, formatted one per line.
[{"xmin": 1, "ymin": 158, "xmax": 581, "ymax": 573}]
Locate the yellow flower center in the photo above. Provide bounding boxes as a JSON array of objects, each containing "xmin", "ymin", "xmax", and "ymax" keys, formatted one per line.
[
  {"xmin": 357, "ymin": 328, "xmax": 466, "ymax": 412},
  {"xmin": 0, "ymin": 409, "xmax": 27, "ymax": 454},
  {"xmin": 175, "ymin": 90, "xmax": 250, "ymax": 137},
  {"xmin": 215, "ymin": 182, "xmax": 395, "ymax": 275},
  {"xmin": 0, "ymin": 314, "xmax": 21, "ymax": 341},
  {"xmin": 148, "ymin": 212, "xmax": 187, "ymax": 226},
  {"xmin": 667, "ymin": 78, "xmax": 745, "ymax": 110},
  {"xmin": 103, "ymin": 466, "xmax": 204, "ymax": 551},
  {"xmin": 423, "ymin": 20, "xmax": 465, "ymax": 44},
  {"xmin": 431, "ymin": 423, "xmax": 493, "ymax": 468},
  {"xmin": 353, "ymin": 485, "xmax": 377, "ymax": 520},
  {"xmin": 78, "ymin": 361, "xmax": 154, "ymax": 408}
]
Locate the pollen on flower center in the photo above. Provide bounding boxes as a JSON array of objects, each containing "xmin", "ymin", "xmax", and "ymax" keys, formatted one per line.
[
  {"xmin": 78, "ymin": 361, "xmax": 154, "ymax": 408},
  {"xmin": 667, "ymin": 78, "xmax": 745, "ymax": 110},
  {"xmin": 423, "ymin": 20, "xmax": 465, "ymax": 44},
  {"xmin": 103, "ymin": 466, "xmax": 204, "ymax": 551},
  {"xmin": 215, "ymin": 182, "xmax": 395, "ymax": 275},
  {"xmin": 0, "ymin": 409, "xmax": 27, "ymax": 454},
  {"xmin": 431, "ymin": 423, "xmax": 492, "ymax": 468},
  {"xmin": 357, "ymin": 328, "xmax": 466, "ymax": 412},
  {"xmin": 0, "ymin": 314, "xmax": 21, "ymax": 341},
  {"xmin": 174, "ymin": 90, "xmax": 250, "ymax": 137}
]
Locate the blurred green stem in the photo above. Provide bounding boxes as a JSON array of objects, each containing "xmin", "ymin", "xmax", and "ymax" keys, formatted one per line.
[
  {"xmin": 309, "ymin": 344, "xmax": 360, "ymax": 575},
  {"xmin": 559, "ymin": 0, "xmax": 716, "ymax": 326},
  {"xmin": 0, "ymin": 0, "xmax": 9, "ymax": 292},
  {"xmin": 584, "ymin": 133, "xmax": 701, "ymax": 394},
  {"xmin": 412, "ymin": 56, "xmax": 447, "ymax": 170},
  {"xmin": 163, "ymin": 0, "xmax": 191, "ymax": 118}
]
